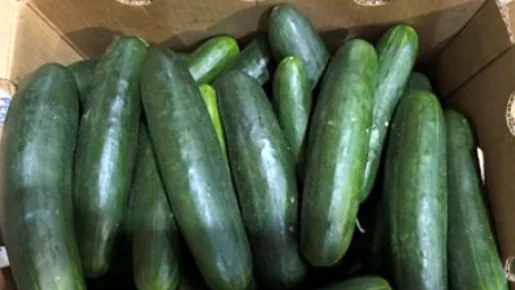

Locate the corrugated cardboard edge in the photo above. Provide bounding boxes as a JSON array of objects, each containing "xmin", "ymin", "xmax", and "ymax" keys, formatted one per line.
[
  {"xmin": 497, "ymin": 0, "xmax": 515, "ymax": 42},
  {"xmin": 0, "ymin": 0, "xmax": 18, "ymax": 87}
]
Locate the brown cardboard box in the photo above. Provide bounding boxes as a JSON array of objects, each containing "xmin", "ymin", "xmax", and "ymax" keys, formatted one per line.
[{"xmin": 0, "ymin": 0, "xmax": 514, "ymax": 289}]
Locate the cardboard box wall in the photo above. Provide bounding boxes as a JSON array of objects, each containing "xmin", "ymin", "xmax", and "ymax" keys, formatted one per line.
[{"xmin": 0, "ymin": 0, "xmax": 515, "ymax": 288}]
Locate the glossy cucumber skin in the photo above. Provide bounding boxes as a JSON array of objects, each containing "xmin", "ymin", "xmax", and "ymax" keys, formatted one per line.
[
  {"xmin": 445, "ymin": 109, "xmax": 508, "ymax": 290},
  {"xmin": 68, "ymin": 59, "xmax": 98, "ymax": 108},
  {"xmin": 131, "ymin": 124, "xmax": 181, "ymax": 290},
  {"xmin": 300, "ymin": 39, "xmax": 377, "ymax": 267},
  {"xmin": 73, "ymin": 36, "xmax": 148, "ymax": 277},
  {"xmin": 361, "ymin": 25, "xmax": 418, "ymax": 202},
  {"xmin": 141, "ymin": 47, "xmax": 253, "ymax": 290},
  {"xmin": 187, "ymin": 36, "xmax": 240, "ymax": 85},
  {"xmin": 199, "ymin": 84, "xmax": 227, "ymax": 159},
  {"xmin": 407, "ymin": 71, "xmax": 432, "ymax": 91},
  {"xmin": 268, "ymin": 4, "xmax": 330, "ymax": 90},
  {"xmin": 1, "ymin": 64, "xmax": 86, "ymax": 290},
  {"xmin": 316, "ymin": 276, "xmax": 392, "ymax": 290},
  {"xmin": 231, "ymin": 37, "xmax": 272, "ymax": 85},
  {"xmin": 215, "ymin": 70, "xmax": 307, "ymax": 289},
  {"xmin": 273, "ymin": 56, "xmax": 312, "ymax": 171},
  {"xmin": 384, "ymin": 90, "xmax": 447, "ymax": 290}
]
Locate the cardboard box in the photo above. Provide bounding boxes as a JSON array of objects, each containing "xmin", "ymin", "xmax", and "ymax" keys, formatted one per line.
[{"xmin": 1, "ymin": 0, "xmax": 515, "ymax": 289}]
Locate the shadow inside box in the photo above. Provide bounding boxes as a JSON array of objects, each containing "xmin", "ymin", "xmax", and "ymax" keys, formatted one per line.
[{"xmin": 158, "ymin": 3, "xmax": 275, "ymax": 53}]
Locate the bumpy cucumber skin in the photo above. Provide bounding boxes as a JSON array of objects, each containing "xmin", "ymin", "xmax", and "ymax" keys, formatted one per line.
[
  {"xmin": 68, "ymin": 59, "xmax": 98, "ymax": 108},
  {"xmin": 445, "ymin": 109, "xmax": 508, "ymax": 290},
  {"xmin": 131, "ymin": 124, "xmax": 181, "ymax": 290},
  {"xmin": 300, "ymin": 39, "xmax": 378, "ymax": 267},
  {"xmin": 384, "ymin": 90, "xmax": 447, "ymax": 290},
  {"xmin": 141, "ymin": 47, "xmax": 253, "ymax": 290},
  {"xmin": 216, "ymin": 70, "xmax": 307, "ymax": 289},
  {"xmin": 407, "ymin": 71, "xmax": 432, "ymax": 91},
  {"xmin": 187, "ymin": 36, "xmax": 240, "ymax": 85},
  {"xmin": 273, "ymin": 56, "xmax": 312, "ymax": 172},
  {"xmin": 1, "ymin": 63, "xmax": 86, "ymax": 290},
  {"xmin": 268, "ymin": 4, "xmax": 330, "ymax": 90},
  {"xmin": 73, "ymin": 36, "xmax": 148, "ymax": 278},
  {"xmin": 361, "ymin": 25, "xmax": 418, "ymax": 202},
  {"xmin": 231, "ymin": 37, "xmax": 272, "ymax": 85}
]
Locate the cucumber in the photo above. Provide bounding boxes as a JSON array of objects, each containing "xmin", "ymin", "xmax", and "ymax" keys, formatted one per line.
[
  {"xmin": 141, "ymin": 47, "xmax": 253, "ymax": 290},
  {"xmin": 199, "ymin": 84, "xmax": 227, "ymax": 158},
  {"xmin": 316, "ymin": 276, "xmax": 391, "ymax": 290},
  {"xmin": 407, "ymin": 71, "xmax": 431, "ymax": 91},
  {"xmin": 215, "ymin": 70, "xmax": 307, "ymax": 289},
  {"xmin": 384, "ymin": 90, "xmax": 447, "ymax": 290},
  {"xmin": 131, "ymin": 124, "xmax": 181, "ymax": 290},
  {"xmin": 231, "ymin": 37, "xmax": 272, "ymax": 85},
  {"xmin": 361, "ymin": 25, "xmax": 418, "ymax": 202},
  {"xmin": 445, "ymin": 109, "xmax": 508, "ymax": 290},
  {"xmin": 273, "ymin": 56, "xmax": 312, "ymax": 171},
  {"xmin": 268, "ymin": 4, "xmax": 330, "ymax": 90},
  {"xmin": 187, "ymin": 36, "xmax": 240, "ymax": 84},
  {"xmin": 68, "ymin": 59, "xmax": 98, "ymax": 108},
  {"xmin": 300, "ymin": 39, "xmax": 377, "ymax": 267},
  {"xmin": 0, "ymin": 64, "xmax": 86, "ymax": 290},
  {"xmin": 365, "ymin": 70, "xmax": 432, "ymax": 275},
  {"xmin": 73, "ymin": 36, "xmax": 148, "ymax": 277}
]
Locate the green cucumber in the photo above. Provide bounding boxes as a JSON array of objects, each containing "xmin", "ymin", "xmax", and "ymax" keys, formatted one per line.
[
  {"xmin": 273, "ymin": 56, "xmax": 312, "ymax": 171},
  {"xmin": 131, "ymin": 123, "xmax": 181, "ymax": 290},
  {"xmin": 268, "ymin": 4, "xmax": 330, "ymax": 90},
  {"xmin": 187, "ymin": 36, "xmax": 239, "ymax": 84},
  {"xmin": 384, "ymin": 90, "xmax": 447, "ymax": 290},
  {"xmin": 1, "ymin": 64, "xmax": 86, "ymax": 290},
  {"xmin": 366, "ymin": 71, "xmax": 434, "ymax": 273},
  {"xmin": 141, "ymin": 47, "xmax": 253, "ymax": 290},
  {"xmin": 68, "ymin": 59, "xmax": 98, "ymax": 108},
  {"xmin": 407, "ymin": 71, "xmax": 431, "ymax": 91},
  {"xmin": 361, "ymin": 25, "xmax": 418, "ymax": 202},
  {"xmin": 215, "ymin": 70, "xmax": 307, "ymax": 289},
  {"xmin": 445, "ymin": 109, "xmax": 508, "ymax": 290},
  {"xmin": 300, "ymin": 39, "xmax": 377, "ymax": 267},
  {"xmin": 317, "ymin": 276, "xmax": 392, "ymax": 290},
  {"xmin": 199, "ymin": 84, "xmax": 227, "ymax": 158},
  {"xmin": 73, "ymin": 36, "xmax": 148, "ymax": 277},
  {"xmin": 231, "ymin": 37, "xmax": 272, "ymax": 85}
]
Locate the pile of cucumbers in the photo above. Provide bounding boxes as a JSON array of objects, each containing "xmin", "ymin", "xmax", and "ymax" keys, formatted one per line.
[{"xmin": 0, "ymin": 3, "xmax": 508, "ymax": 290}]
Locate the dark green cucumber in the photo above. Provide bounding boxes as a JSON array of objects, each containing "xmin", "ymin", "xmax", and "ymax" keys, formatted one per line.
[
  {"xmin": 187, "ymin": 36, "xmax": 240, "ymax": 84},
  {"xmin": 231, "ymin": 37, "xmax": 272, "ymax": 85},
  {"xmin": 73, "ymin": 36, "xmax": 148, "ymax": 277},
  {"xmin": 445, "ymin": 109, "xmax": 508, "ymax": 290},
  {"xmin": 68, "ymin": 59, "xmax": 98, "ymax": 108},
  {"xmin": 361, "ymin": 25, "xmax": 418, "ymax": 202},
  {"xmin": 362, "ymin": 74, "xmax": 431, "ymax": 282},
  {"xmin": 1, "ymin": 64, "xmax": 86, "ymax": 290},
  {"xmin": 141, "ymin": 47, "xmax": 253, "ymax": 290},
  {"xmin": 384, "ymin": 90, "xmax": 447, "ymax": 290},
  {"xmin": 131, "ymin": 123, "xmax": 181, "ymax": 290},
  {"xmin": 273, "ymin": 56, "xmax": 312, "ymax": 170},
  {"xmin": 407, "ymin": 71, "xmax": 432, "ymax": 91},
  {"xmin": 300, "ymin": 39, "xmax": 377, "ymax": 266},
  {"xmin": 199, "ymin": 84, "xmax": 227, "ymax": 158},
  {"xmin": 317, "ymin": 276, "xmax": 391, "ymax": 290},
  {"xmin": 268, "ymin": 4, "xmax": 329, "ymax": 90},
  {"xmin": 215, "ymin": 70, "xmax": 307, "ymax": 289}
]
